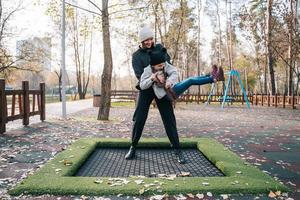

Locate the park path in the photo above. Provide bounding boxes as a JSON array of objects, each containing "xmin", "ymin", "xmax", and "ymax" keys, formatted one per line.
[{"xmin": 6, "ymin": 98, "xmax": 93, "ymax": 131}]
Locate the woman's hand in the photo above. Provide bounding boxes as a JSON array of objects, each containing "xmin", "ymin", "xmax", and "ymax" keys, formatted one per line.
[
  {"xmin": 151, "ymin": 73, "xmax": 158, "ymax": 82},
  {"xmin": 165, "ymin": 81, "xmax": 172, "ymax": 89}
]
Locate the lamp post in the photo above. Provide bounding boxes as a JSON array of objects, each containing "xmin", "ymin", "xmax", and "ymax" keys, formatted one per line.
[{"xmin": 61, "ymin": 0, "xmax": 67, "ymax": 118}]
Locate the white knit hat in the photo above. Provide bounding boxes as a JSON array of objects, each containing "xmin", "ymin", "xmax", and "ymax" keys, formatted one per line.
[{"xmin": 138, "ymin": 24, "xmax": 154, "ymax": 42}]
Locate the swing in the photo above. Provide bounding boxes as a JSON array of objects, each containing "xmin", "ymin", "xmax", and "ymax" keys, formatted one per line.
[
  {"xmin": 205, "ymin": 81, "xmax": 231, "ymax": 104},
  {"xmin": 206, "ymin": 69, "xmax": 251, "ymax": 110},
  {"xmin": 221, "ymin": 69, "xmax": 251, "ymax": 110},
  {"xmin": 218, "ymin": 96, "xmax": 235, "ymax": 102}
]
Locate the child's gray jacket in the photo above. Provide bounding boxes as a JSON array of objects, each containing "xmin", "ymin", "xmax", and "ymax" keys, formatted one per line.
[{"xmin": 139, "ymin": 62, "xmax": 178, "ymax": 99}]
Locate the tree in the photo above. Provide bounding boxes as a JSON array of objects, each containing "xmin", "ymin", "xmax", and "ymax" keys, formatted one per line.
[
  {"xmin": 205, "ymin": 0, "xmax": 225, "ymax": 67},
  {"xmin": 238, "ymin": 0, "xmax": 267, "ymax": 93},
  {"xmin": 87, "ymin": 0, "xmax": 113, "ymax": 120},
  {"xmin": 0, "ymin": 0, "xmax": 43, "ymax": 77},
  {"xmin": 54, "ymin": 68, "xmax": 62, "ymax": 101},
  {"xmin": 69, "ymin": 11, "xmax": 94, "ymax": 99},
  {"xmin": 45, "ymin": 0, "xmax": 97, "ymax": 99},
  {"xmin": 266, "ymin": 0, "xmax": 276, "ymax": 95}
]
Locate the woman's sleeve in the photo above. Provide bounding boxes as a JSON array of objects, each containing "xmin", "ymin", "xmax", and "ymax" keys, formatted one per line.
[
  {"xmin": 139, "ymin": 67, "xmax": 154, "ymax": 90},
  {"xmin": 132, "ymin": 54, "xmax": 144, "ymax": 80}
]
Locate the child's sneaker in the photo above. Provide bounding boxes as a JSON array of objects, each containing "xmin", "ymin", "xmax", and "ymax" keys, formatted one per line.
[
  {"xmin": 211, "ymin": 65, "xmax": 225, "ymax": 82},
  {"xmin": 211, "ymin": 64, "xmax": 218, "ymax": 79},
  {"xmin": 217, "ymin": 66, "xmax": 225, "ymax": 81}
]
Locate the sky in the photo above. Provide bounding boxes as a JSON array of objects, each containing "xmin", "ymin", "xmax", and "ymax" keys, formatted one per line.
[{"xmin": 6, "ymin": 0, "xmax": 219, "ymax": 77}]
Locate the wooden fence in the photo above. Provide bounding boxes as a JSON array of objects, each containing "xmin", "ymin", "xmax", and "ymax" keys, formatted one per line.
[
  {"xmin": 252, "ymin": 93, "xmax": 299, "ymax": 109},
  {"xmin": 0, "ymin": 80, "xmax": 45, "ymax": 134},
  {"xmin": 109, "ymin": 90, "xmax": 299, "ymax": 109}
]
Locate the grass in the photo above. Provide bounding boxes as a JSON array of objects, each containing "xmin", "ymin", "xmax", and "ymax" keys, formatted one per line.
[
  {"xmin": 9, "ymin": 138, "xmax": 290, "ymax": 196},
  {"xmin": 111, "ymin": 101, "xmax": 135, "ymax": 108}
]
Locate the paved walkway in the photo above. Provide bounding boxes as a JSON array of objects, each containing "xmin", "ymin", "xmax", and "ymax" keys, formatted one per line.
[
  {"xmin": 0, "ymin": 103, "xmax": 299, "ymax": 199},
  {"xmin": 6, "ymin": 98, "xmax": 93, "ymax": 131}
]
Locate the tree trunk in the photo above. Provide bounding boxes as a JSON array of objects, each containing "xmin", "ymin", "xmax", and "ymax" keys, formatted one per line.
[
  {"xmin": 216, "ymin": 0, "xmax": 222, "ymax": 66},
  {"xmin": 98, "ymin": 0, "xmax": 113, "ymax": 120},
  {"xmin": 266, "ymin": 0, "xmax": 276, "ymax": 95},
  {"xmin": 197, "ymin": 0, "xmax": 202, "ymax": 96},
  {"xmin": 264, "ymin": 55, "xmax": 268, "ymax": 94},
  {"xmin": 228, "ymin": 0, "xmax": 233, "ymax": 70},
  {"xmin": 225, "ymin": 0, "xmax": 234, "ymax": 94},
  {"xmin": 172, "ymin": 0, "xmax": 184, "ymax": 63},
  {"xmin": 83, "ymin": 29, "xmax": 93, "ymax": 98},
  {"xmin": 225, "ymin": 0, "xmax": 231, "ymax": 69},
  {"xmin": 288, "ymin": 0, "xmax": 296, "ymax": 95}
]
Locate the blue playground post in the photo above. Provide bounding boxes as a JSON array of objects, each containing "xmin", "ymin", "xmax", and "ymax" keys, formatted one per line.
[
  {"xmin": 205, "ymin": 83, "xmax": 216, "ymax": 105},
  {"xmin": 221, "ymin": 70, "xmax": 251, "ymax": 110}
]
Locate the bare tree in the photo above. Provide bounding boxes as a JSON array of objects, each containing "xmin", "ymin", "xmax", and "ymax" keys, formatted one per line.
[
  {"xmin": 266, "ymin": 0, "xmax": 276, "ymax": 94},
  {"xmin": 0, "ymin": 0, "xmax": 42, "ymax": 76},
  {"xmin": 88, "ymin": 0, "xmax": 113, "ymax": 120}
]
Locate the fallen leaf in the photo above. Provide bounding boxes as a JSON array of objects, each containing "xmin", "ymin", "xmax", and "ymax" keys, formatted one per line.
[
  {"xmin": 139, "ymin": 187, "xmax": 145, "ymax": 195},
  {"xmin": 166, "ymin": 174, "xmax": 177, "ymax": 180},
  {"xmin": 187, "ymin": 193, "xmax": 194, "ymax": 198},
  {"xmin": 196, "ymin": 193, "xmax": 204, "ymax": 199},
  {"xmin": 275, "ymin": 191, "xmax": 281, "ymax": 196},
  {"xmin": 149, "ymin": 194, "xmax": 165, "ymax": 200},
  {"xmin": 202, "ymin": 182, "xmax": 210, "ymax": 186},
  {"xmin": 268, "ymin": 191, "xmax": 276, "ymax": 198},
  {"xmin": 287, "ymin": 181, "xmax": 296, "ymax": 186},
  {"xmin": 175, "ymin": 194, "xmax": 187, "ymax": 200},
  {"xmin": 94, "ymin": 179, "xmax": 103, "ymax": 184},
  {"xmin": 144, "ymin": 183, "xmax": 156, "ymax": 188},
  {"xmin": 134, "ymin": 180, "xmax": 144, "ymax": 185},
  {"xmin": 55, "ymin": 168, "xmax": 62, "ymax": 172},
  {"xmin": 63, "ymin": 159, "xmax": 73, "ymax": 166},
  {"xmin": 179, "ymin": 172, "xmax": 190, "ymax": 177},
  {"xmin": 80, "ymin": 195, "xmax": 88, "ymax": 200},
  {"xmin": 282, "ymin": 192, "xmax": 289, "ymax": 197}
]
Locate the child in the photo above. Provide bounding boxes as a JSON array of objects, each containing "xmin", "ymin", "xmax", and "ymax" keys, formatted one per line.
[{"xmin": 140, "ymin": 48, "xmax": 225, "ymax": 101}]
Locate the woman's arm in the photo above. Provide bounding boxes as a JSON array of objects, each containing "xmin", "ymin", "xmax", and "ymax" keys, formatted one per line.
[{"xmin": 139, "ymin": 66, "xmax": 155, "ymax": 90}]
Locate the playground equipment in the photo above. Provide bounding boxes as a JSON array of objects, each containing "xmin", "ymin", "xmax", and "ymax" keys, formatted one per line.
[{"xmin": 206, "ymin": 69, "xmax": 251, "ymax": 110}]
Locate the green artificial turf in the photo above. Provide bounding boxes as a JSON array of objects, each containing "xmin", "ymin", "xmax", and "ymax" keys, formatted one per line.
[{"xmin": 9, "ymin": 138, "xmax": 290, "ymax": 196}]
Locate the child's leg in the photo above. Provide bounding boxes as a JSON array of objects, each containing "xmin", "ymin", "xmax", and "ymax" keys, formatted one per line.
[{"xmin": 172, "ymin": 76, "xmax": 214, "ymax": 96}]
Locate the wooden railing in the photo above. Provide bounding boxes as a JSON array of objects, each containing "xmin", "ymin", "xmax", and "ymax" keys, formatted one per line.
[
  {"xmin": 0, "ymin": 80, "xmax": 45, "ymax": 134},
  {"xmin": 108, "ymin": 90, "xmax": 299, "ymax": 109},
  {"xmin": 110, "ymin": 90, "xmax": 138, "ymax": 102},
  {"xmin": 252, "ymin": 93, "xmax": 298, "ymax": 109}
]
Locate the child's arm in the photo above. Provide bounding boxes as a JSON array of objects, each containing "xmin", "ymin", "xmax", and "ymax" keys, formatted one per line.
[{"xmin": 140, "ymin": 67, "xmax": 156, "ymax": 90}]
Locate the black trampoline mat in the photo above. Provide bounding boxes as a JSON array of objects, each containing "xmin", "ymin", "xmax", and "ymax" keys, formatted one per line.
[{"xmin": 75, "ymin": 148, "xmax": 224, "ymax": 177}]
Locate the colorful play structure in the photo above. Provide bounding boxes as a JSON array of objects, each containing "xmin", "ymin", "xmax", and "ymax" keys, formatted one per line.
[{"xmin": 206, "ymin": 69, "xmax": 251, "ymax": 110}]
